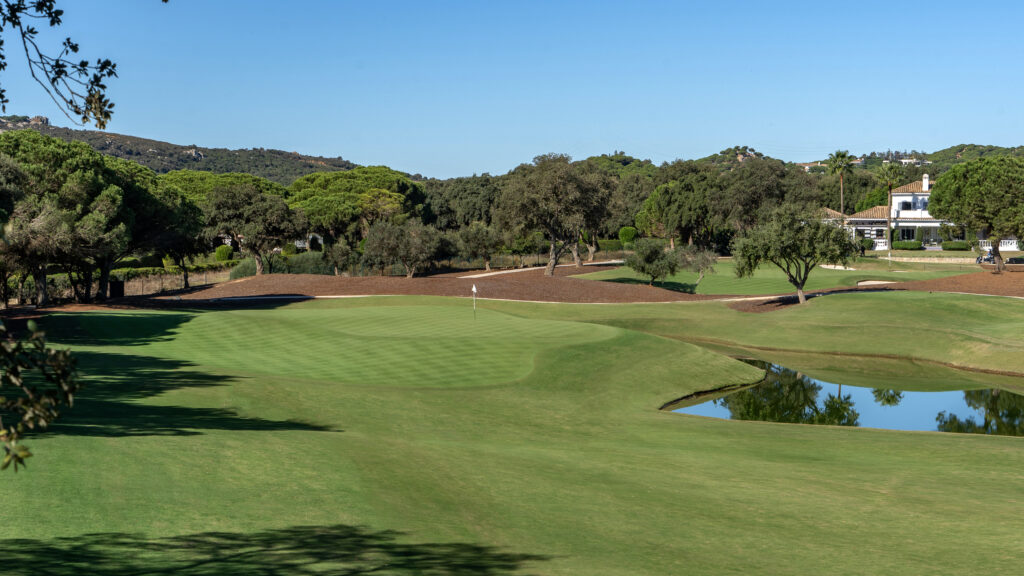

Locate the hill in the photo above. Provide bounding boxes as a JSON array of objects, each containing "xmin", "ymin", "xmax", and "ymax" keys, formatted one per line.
[
  {"xmin": 0, "ymin": 115, "xmax": 357, "ymax": 185},
  {"xmin": 923, "ymin": 143, "xmax": 1024, "ymax": 172}
]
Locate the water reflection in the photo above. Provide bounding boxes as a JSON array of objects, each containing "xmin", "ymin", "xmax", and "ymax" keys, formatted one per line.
[{"xmin": 678, "ymin": 360, "xmax": 1024, "ymax": 436}]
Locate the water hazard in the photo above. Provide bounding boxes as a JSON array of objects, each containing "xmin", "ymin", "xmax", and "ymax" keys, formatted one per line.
[{"xmin": 675, "ymin": 360, "xmax": 1024, "ymax": 436}]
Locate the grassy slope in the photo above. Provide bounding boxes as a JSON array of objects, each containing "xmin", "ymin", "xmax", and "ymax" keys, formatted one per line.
[
  {"xmin": 578, "ymin": 258, "xmax": 976, "ymax": 295},
  {"xmin": 2, "ymin": 295, "xmax": 1023, "ymax": 575}
]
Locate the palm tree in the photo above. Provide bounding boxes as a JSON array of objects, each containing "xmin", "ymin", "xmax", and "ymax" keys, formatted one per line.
[
  {"xmin": 877, "ymin": 162, "xmax": 903, "ymax": 267},
  {"xmin": 827, "ymin": 150, "xmax": 855, "ymax": 216}
]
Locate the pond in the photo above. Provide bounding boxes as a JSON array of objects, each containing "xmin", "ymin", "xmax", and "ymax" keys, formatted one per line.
[{"xmin": 674, "ymin": 360, "xmax": 1024, "ymax": 436}]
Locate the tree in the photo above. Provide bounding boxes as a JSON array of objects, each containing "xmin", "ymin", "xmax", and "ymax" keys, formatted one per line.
[
  {"xmin": 0, "ymin": 321, "xmax": 79, "ymax": 471},
  {"xmin": 876, "ymin": 162, "xmax": 903, "ymax": 259},
  {"xmin": 625, "ymin": 238, "xmax": 678, "ymax": 286},
  {"xmin": 497, "ymin": 154, "xmax": 609, "ymax": 276},
  {"xmin": 457, "ymin": 221, "xmax": 500, "ymax": 271},
  {"xmin": 149, "ymin": 181, "xmax": 204, "ymax": 288},
  {"xmin": 0, "ymin": 1, "xmax": 168, "ymax": 128},
  {"xmin": 361, "ymin": 220, "xmax": 440, "ymax": 278},
  {"xmin": 732, "ymin": 204, "xmax": 859, "ymax": 304},
  {"xmin": 827, "ymin": 150, "xmax": 855, "ymax": 216},
  {"xmin": 204, "ymin": 183, "xmax": 301, "ymax": 275},
  {"xmin": 678, "ymin": 246, "xmax": 717, "ymax": 288},
  {"xmin": 929, "ymin": 157, "xmax": 1024, "ymax": 271}
]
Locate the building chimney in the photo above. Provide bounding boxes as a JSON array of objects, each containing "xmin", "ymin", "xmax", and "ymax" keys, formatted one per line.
[{"xmin": 923, "ymin": 174, "xmax": 929, "ymax": 192}]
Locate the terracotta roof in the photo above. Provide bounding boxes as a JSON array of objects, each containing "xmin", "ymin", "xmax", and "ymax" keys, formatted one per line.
[
  {"xmin": 819, "ymin": 207, "xmax": 845, "ymax": 219},
  {"xmin": 892, "ymin": 180, "xmax": 928, "ymax": 194},
  {"xmin": 848, "ymin": 205, "xmax": 889, "ymax": 219}
]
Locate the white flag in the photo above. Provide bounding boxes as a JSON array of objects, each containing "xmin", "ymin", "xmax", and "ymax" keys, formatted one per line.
[{"xmin": 472, "ymin": 284, "xmax": 477, "ymax": 294}]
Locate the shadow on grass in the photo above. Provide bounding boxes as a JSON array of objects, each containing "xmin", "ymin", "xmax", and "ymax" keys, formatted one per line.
[
  {"xmin": 46, "ymin": 351, "xmax": 333, "ymax": 438},
  {"xmin": 600, "ymin": 277, "xmax": 698, "ymax": 294},
  {"xmin": 40, "ymin": 312, "xmax": 198, "ymax": 347},
  {"xmin": 0, "ymin": 524, "xmax": 549, "ymax": 575}
]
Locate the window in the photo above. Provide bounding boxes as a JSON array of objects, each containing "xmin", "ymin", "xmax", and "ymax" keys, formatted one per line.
[
  {"xmin": 875, "ymin": 229, "xmax": 884, "ymax": 239},
  {"xmin": 900, "ymin": 228, "xmax": 915, "ymax": 240},
  {"xmin": 900, "ymin": 201, "xmax": 912, "ymax": 210}
]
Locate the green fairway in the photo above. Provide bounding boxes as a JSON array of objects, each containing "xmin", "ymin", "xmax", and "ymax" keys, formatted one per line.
[
  {"xmin": 4, "ymin": 293, "xmax": 1024, "ymax": 575},
  {"xmin": 578, "ymin": 258, "xmax": 976, "ymax": 295}
]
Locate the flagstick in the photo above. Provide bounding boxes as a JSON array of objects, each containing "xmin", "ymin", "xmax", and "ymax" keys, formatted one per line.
[{"xmin": 472, "ymin": 284, "xmax": 477, "ymax": 320}]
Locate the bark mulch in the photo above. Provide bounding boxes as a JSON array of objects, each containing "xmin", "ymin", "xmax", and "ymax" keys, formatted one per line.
[
  {"xmin": 167, "ymin": 267, "xmax": 718, "ymax": 304},
  {"xmin": 899, "ymin": 271, "xmax": 1024, "ymax": 299}
]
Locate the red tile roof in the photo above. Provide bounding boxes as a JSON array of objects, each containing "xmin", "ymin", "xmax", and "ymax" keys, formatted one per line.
[{"xmin": 848, "ymin": 205, "xmax": 889, "ymax": 219}]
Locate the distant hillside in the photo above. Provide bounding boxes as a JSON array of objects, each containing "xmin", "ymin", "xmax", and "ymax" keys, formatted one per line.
[
  {"xmin": 923, "ymin": 144, "xmax": 1024, "ymax": 172},
  {"xmin": 0, "ymin": 115, "xmax": 357, "ymax": 185}
]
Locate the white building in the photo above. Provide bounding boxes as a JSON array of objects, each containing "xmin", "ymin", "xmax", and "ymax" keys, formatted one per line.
[{"xmin": 843, "ymin": 174, "xmax": 1017, "ymax": 250}]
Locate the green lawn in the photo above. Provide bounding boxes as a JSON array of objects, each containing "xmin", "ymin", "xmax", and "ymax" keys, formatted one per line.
[
  {"xmin": 2, "ymin": 293, "xmax": 1023, "ymax": 575},
  {"xmin": 578, "ymin": 257, "xmax": 977, "ymax": 295}
]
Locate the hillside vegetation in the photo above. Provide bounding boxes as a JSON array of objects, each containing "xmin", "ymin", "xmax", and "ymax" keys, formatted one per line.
[{"xmin": 0, "ymin": 115, "xmax": 357, "ymax": 185}]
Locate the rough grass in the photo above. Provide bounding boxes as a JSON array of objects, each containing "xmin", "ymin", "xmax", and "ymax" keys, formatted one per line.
[
  {"xmin": 578, "ymin": 258, "xmax": 976, "ymax": 295},
  {"xmin": 2, "ymin": 295, "xmax": 1022, "ymax": 575}
]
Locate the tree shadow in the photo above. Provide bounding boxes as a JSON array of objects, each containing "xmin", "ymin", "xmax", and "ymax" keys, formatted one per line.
[
  {"xmin": 0, "ymin": 524, "xmax": 550, "ymax": 575},
  {"xmin": 600, "ymin": 277, "xmax": 697, "ymax": 293},
  {"xmin": 44, "ymin": 351, "xmax": 334, "ymax": 438},
  {"xmin": 40, "ymin": 312, "xmax": 199, "ymax": 347}
]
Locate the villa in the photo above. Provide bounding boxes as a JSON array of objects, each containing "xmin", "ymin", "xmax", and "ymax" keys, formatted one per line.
[{"xmin": 841, "ymin": 174, "xmax": 1018, "ymax": 250}]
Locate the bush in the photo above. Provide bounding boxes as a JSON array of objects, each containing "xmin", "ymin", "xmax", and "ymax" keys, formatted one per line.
[
  {"xmin": 597, "ymin": 239, "xmax": 622, "ymax": 252},
  {"xmin": 618, "ymin": 226, "xmax": 638, "ymax": 246},
  {"xmin": 284, "ymin": 251, "xmax": 333, "ymax": 275},
  {"xmin": 892, "ymin": 240, "xmax": 923, "ymax": 250},
  {"xmin": 859, "ymin": 237, "xmax": 875, "ymax": 251},
  {"xmin": 941, "ymin": 241, "xmax": 970, "ymax": 251},
  {"xmin": 282, "ymin": 242, "xmax": 298, "ymax": 256},
  {"xmin": 625, "ymin": 238, "xmax": 678, "ymax": 285},
  {"xmin": 162, "ymin": 255, "xmax": 175, "ymax": 269},
  {"xmin": 215, "ymin": 244, "xmax": 234, "ymax": 262}
]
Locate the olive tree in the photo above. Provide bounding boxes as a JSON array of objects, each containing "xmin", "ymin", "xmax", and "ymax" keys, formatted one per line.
[
  {"xmin": 732, "ymin": 204, "xmax": 859, "ymax": 304},
  {"xmin": 204, "ymin": 183, "xmax": 302, "ymax": 275}
]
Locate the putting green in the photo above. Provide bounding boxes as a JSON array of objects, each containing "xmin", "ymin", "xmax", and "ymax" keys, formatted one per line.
[{"xmin": 2, "ymin": 294, "xmax": 1022, "ymax": 575}]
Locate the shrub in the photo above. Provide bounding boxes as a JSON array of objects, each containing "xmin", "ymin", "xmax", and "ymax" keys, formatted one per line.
[
  {"xmin": 859, "ymin": 237, "xmax": 875, "ymax": 251},
  {"xmin": 215, "ymin": 244, "xmax": 234, "ymax": 261},
  {"xmin": 282, "ymin": 242, "xmax": 298, "ymax": 256},
  {"xmin": 597, "ymin": 239, "xmax": 622, "ymax": 252},
  {"xmin": 941, "ymin": 240, "xmax": 970, "ymax": 251},
  {"xmin": 892, "ymin": 240, "xmax": 923, "ymax": 250},
  {"xmin": 914, "ymin": 227, "xmax": 925, "ymax": 243},
  {"xmin": 162, "ymin": 255, "xmax": 175, "ymax": 269},
  {"xmin": 285, "ymin": 251, "xmax": 332, "ymax": 275},
  {"xmin": 618, "ymin": 226, "xmax": 638, "ymax": 246},
  {"xmin": 625, "ymin": 238, "xmax": 678, "ymax": 285}
]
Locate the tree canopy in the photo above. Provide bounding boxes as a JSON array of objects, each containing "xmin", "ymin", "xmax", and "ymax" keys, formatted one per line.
[{"xmin": 929, "ymin": 157, "xmax": 1024, "ymax": 269}]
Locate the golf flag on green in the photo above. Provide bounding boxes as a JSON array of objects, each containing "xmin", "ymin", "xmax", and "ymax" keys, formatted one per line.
[{"xmin": 472, "ymin": 284, "xmax": 477, "ymax": 319}]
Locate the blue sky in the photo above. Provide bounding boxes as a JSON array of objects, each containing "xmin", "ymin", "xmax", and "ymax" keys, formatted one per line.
[{"xmin": 4, "ymin": 0, "xmax": 1022, "ymax": 178}]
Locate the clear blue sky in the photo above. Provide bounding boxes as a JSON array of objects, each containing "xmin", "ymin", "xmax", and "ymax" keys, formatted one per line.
[{"xmin": 4, "ymin": 0, "xmax": 1022, "ymax": 178}]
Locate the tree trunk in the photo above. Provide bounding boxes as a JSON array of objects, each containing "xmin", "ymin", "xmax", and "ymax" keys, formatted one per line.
[
  {"xmin": 570, "ymin": 243, "xmax": 582, "ymax": 268},
  {"xmin": 181, "ymin": 264, "xmax": 190, "ymax": 289},
  {"xmin": 992, "ymin": 241, "xmax": 1005, "ymax": 272},
  {"xmin": 669, "ymin": 236, "xmax": 675, "ymax": 250},
  {"xmin": 839, "ymin": 174, "xmax": 845, "ymax": 215},
  {"xmin": 484, "ymin": 258, "xmax": 491, "ymax": 272},
  {"xmin": 545, "ymin": 242, "xmax": 558, "ymax": 276},
  {"xmin": 334, "ymin": 265, "xmax": 340, "ymax": 276},
  {"xmin": 17, "ymin": 275, "xmax": 26, "ymax": 305},
  {"xmin": 33, "ymin": 268, "xmax": 48, "ymax": 307},
  {"xmin": 80, "ymin": 268, "xmax": 93, "ymax": 303},
  {"xmin": 586, "ymin": 243, "xmax": 596, "ymax": 262},
  {"xmin": 405, "ymin": 263, "xmax": 415, "ymax": 278},
  {"xmin": 96, "ymin": 260, "xmax": 111, "ymax": 302},
  {"xmin": 254, "ymin": 254, "xmax": 265, "ymax": 275},
  {"xmin": 796, "ymin": 287, "xmax": 807, "ymax": 305}
]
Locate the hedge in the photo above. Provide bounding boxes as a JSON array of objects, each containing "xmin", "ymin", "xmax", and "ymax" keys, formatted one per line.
[
  {"xmin": 940, "ymin": 241, "xmax": 970, "ymax": 251},
  {"xmin": 891, "ymin": 240, "xmax": 923, "ymax": 250},
  {"xmin": 597, "ymin": 239, "xmax": 622, "ymax": 252},
  {"xmin": 859, "ymin": 237, "xmax": 875, "ymax": 251}
]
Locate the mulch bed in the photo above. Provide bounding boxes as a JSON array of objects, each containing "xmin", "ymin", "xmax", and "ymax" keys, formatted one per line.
[
  {"xmin": 899, "ymin": 271, "xmax": 1024, "ymax": 298},
  {"xmin": 164, "ymin": 267, "xmax": 718, "ymax": 304}
]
